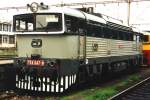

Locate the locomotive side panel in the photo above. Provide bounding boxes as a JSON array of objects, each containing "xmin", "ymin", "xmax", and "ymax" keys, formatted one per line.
[
  {"xmin": 86, "ymin": 37, "xmax": 108, "ymax": 58},
  {"xmin": 86, "ymin": 37, "xmax": 140, "ymax": 58}
]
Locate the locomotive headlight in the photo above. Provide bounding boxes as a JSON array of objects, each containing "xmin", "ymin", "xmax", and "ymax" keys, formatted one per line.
[
  {"xmin": 16, "ymin": 59, "xmax": 21, "ymax": 65},
  {"xmin": 47, "ymin": 61, "xmax": 55, "ymax": 67},
  {"xmin": 46, "ymin": 60, "xmax": 58, "ymax": 68},
  {"xmin": 30, "ymin": 2, "xmax": 39, "ymax": 13}
]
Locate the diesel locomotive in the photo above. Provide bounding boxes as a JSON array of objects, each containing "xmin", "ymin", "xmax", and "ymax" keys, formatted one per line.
[{"xmin": 13, "ymin": 3, "xmax": 143, "ymax": 93}]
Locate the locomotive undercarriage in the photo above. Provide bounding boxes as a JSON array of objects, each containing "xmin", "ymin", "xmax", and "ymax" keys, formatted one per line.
[
  {"xmin": 14, "ymin": 55, "xmax": 142, "ymax": 93},
  {"xmin": 77, "ymin": 55, "xmax": 142, "ymax": 84}
]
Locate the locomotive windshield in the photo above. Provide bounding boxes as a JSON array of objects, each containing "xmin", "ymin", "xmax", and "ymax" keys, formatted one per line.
[{"xmin": 13, "ymin": 13, "xmax": 62, "ymax": 32}]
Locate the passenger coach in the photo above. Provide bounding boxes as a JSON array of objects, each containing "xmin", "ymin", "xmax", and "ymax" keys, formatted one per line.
[
  {"xmin": 143, "ymin": 32, "xmax": 150, "ymax": 65},
  {"xmin": 13, "ymin": 3, "xmax": 142, "ymax": 93}
]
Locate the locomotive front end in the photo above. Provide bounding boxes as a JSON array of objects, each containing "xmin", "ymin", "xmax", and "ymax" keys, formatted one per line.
[{"xmin": 13, "ymin": 8, "xmax": 79, "ymax": 93}]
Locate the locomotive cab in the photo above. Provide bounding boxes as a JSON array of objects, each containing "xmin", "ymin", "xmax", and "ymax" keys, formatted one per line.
[{"xmin": 13, "ymin": 6, "xmax": 86, "ymax": 92}]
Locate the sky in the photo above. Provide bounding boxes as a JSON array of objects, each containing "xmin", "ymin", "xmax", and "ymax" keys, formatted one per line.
[
  {"xmin": 0, "ymin": 0, "xmax": 96, "ymax": 7},
  {"xmin": 0, "ymin": 0, "xmax": 150, "ymax": 31}
]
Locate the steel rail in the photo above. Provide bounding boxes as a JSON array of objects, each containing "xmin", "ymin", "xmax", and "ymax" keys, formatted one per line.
[{"xmin": 108, "ymin": 76, "xmax": 150, "ymax": 100}]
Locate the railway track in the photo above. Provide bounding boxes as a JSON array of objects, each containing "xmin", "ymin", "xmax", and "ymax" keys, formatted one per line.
[{"xmin": 109, "ymin": 77, "xmax": 150, "ymax": 100}]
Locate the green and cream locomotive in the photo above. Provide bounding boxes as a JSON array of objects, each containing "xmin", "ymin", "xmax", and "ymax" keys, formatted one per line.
[{"xmin": 13, "ymin": 3, "xmax": 142, "ymax": 93}]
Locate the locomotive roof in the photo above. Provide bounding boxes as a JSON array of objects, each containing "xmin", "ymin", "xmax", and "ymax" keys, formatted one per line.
[
  {"xmin": 142, "ymin": 31, "xmax": 150, "ymax": 35},
  {"xmin": 18, "ymin": 7, "xmax": 107, "ymax": 24},
  {"xmin": 16, "ymin": 7, "xmax": 134, "ymax": 32}
]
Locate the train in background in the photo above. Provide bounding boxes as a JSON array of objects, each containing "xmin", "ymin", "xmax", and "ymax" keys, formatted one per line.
[
  {"xmin": 0, "ymin": 21, "xmax": 16, "ymax": 57},
  {"xmin": 13, "ymin": 2, "xmax": 143, "ymax": 93},
  {"xmin": 142, "ymin": 32, "xmax": 150, "ymax": 65}
]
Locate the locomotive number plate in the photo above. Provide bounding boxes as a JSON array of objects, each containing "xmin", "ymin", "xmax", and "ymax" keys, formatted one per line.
[{"xmin": 27, "ymin": 60, "xmax": 44, "ymax": 66}]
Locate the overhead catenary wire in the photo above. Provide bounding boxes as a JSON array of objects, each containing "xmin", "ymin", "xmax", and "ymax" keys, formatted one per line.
[{"xmin": 0, "ymin": 0, "xmax": 149, "ymax": 10}]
